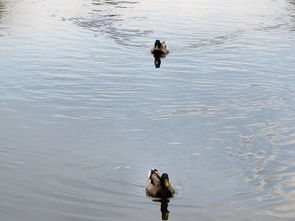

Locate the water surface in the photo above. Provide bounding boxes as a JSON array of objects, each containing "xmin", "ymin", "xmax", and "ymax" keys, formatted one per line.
[{"xmin": 1, "ymin": 0, "xmax": 295, "ymax": 220}]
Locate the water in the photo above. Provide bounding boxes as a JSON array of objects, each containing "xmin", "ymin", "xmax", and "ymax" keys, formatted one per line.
[{"xmin": 1, "ymin": 0, "xmax": 295, "ymax": 220}]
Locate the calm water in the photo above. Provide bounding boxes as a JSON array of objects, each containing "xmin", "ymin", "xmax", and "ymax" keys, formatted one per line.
[{"xmin": 1, "ymin": 0, "xmax": 295, "ymax": 220}]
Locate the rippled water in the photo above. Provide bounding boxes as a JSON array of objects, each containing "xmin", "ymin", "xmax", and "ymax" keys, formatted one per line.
[{"xmin": 1, "ymin": 0, "xmax": 295, "ymax": 220}]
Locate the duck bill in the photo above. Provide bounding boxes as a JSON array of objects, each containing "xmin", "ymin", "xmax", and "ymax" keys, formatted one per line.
[{"xmin": 164, "ymin": 179, "xmax": 170, "ymax": 188}]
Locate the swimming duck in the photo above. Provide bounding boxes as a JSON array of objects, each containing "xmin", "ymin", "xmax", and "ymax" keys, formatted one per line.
[
  {"xmin": 145, "ymin": 169, "xmax": 175, "ymax": 198},
  {"xmin": 151, "ymin": 40, "xmax": 169, "ymax": 57}
]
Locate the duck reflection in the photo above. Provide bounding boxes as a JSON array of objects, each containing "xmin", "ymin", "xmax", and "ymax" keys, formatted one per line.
[
  {"xmin": 153, "ymin": 198, "xmax": 170, "ymax": 220},
  {"xmin": 154, "ymin": 55, "xmax": 162, "ymax": 68},
  {"xmin": 151, "ymin": 40, "xmax": 169, "ymax": 68}
]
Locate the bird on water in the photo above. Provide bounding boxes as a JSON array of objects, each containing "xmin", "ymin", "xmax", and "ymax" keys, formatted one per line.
[
  {"xmin": 151, "ymin": 40, "xmax": 169, "ymax": 68},
  {"xmin": 145, "ymin": 169, "xmax": 175, "ymax": 198},
  {"xmin": 151, "ymin": 40, "xmax": 169, "ymax": 56}
]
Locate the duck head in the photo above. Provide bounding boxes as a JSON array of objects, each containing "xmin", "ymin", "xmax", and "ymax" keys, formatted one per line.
[
  {"xmin": 154, "ymin": 39, "xmax": 162, "ymax": 50},
  {"xmin": 160, "ymin": 173, "xmax": 171, "ymax": 189}
]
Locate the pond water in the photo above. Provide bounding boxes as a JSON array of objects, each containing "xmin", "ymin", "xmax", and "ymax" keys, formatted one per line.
[{"xmin": 0, "ymin": 0, "xmax": 295, "ymax": 220}]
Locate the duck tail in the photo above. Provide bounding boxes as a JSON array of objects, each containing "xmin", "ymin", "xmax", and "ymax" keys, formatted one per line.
[
  {"xmin": 148, "ymin": 169, "xmax": 153, "ymax": 178},
  {"xmin": 148, "ymin": 168, "xmax": 158, "ymax": 178},
  {"xmin": 162, "ymin": 40, "xmax": 168, "ymax": 49}
]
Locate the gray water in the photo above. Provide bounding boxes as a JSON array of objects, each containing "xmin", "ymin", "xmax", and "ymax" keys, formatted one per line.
[{"xmin": 1, "ymin": 0, "xmax": 295, "ymax": 220}]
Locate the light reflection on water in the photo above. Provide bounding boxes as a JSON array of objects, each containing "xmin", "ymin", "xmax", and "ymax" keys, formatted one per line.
[{"xmin": 0, "ymin": 0, "xmax": 295, "ymax": 220}]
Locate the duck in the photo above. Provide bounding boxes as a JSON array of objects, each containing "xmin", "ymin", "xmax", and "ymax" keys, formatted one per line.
[
  {"xmin": 145, "ymin": 169, "xmax": 175, "ymax": 198},
  {"xmin": 151, "ymin": 40, "xmax": 169, "ymax": 57}
]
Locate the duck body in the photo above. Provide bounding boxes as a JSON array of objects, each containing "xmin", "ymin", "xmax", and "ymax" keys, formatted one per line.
[
  {"xmin": 145, "ymin": 169, "xmax": 175, "ymax": 198},
  {"xmin": 151, "ymin": 40, "xmax": 169, "ymax": 57}
]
